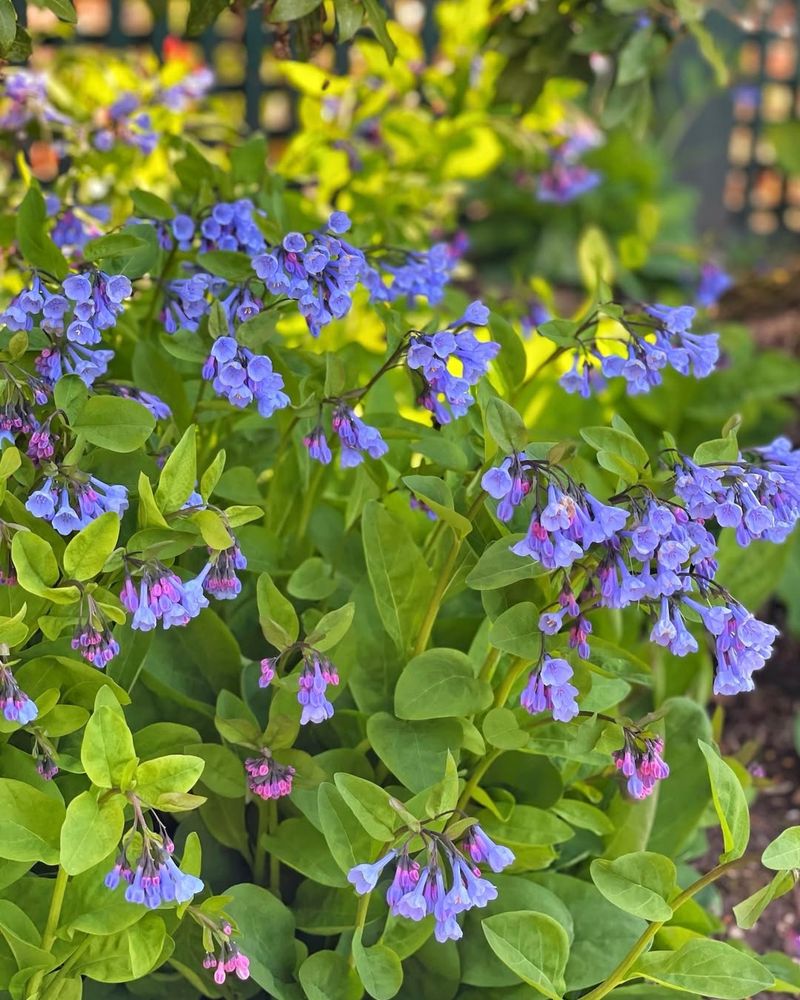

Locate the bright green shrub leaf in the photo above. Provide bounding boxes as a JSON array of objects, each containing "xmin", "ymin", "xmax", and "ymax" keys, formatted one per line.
[
  {"xmin": 256, "ymin": 572, "xmax": 298, "ymax": 649},
  {"xmin": 60, "ymin": 791, "xmax": 125, "ymax": 876},
  {"xmin": 191, "ymin": 509, "xmax": 233, "ymax": 550},
  {"xmin": 130, "ymin": 189, "xmax": 174, "ymax": 220},
  {"xmin": 581, "ymin": 425, "xmax": 649, "ymax": 469},
  {"xmin": 698, "ymin": 741, "xmax": 750, "ymax": 862},
  {"xmin": 54, "ymin": 375, "xmax": 88, "ymax": 423},
  {"xmin": 352, "ymin": 930, "xmax": 403, "ymax": 1000},
  {"xmin": 133, "ymin": 754, "xmax": 205, "ymax": 805},
  {"xmin": 402, "ymin": 475, "xmax": 472, "ymax": 536},
  {"xmin": 192, "ymin": 743, "xmax": 244, "ymax": 797},
  {"xmin": 63, "ymin": 512, "xmax": 121, "ymax": 581},
  {"xmin": 81, "ymin": 692, "xmax": 136, "ymax": 789},
  {"xmin": 590, "ymin": 851, "xmax": 677, "ymax": 921},
  {"xmin": 395, "ymin": 648, "xmax": 492, "ymax": 720},
  {"xmin": 200, "ymin": 449, "xmax": 226, "ymax": 501},
  {"xmin": 334, "ymin": 773, "xmax": 398, "ymax": 841},
  {"xmin": 0, "ymin": 605, "xmax": 29, "ymax": 648},
  {"xmin": 482, "ymin": 910, "xmax": 568, "ymax": 999},
  {"xmin": 552, "ymin": 798, "xmax": 615, "ymax": 836},
  {"xmin": 155, "ymin": 425, "xmax": 197, "ymax": 513},
  {"xmin": 484, "ymin": 397, "xmax": 527, "ymax": 453},
  {"xmin": 76, "ymin": 911, "xmax": 166, "ymax": 982},
  {"xmin": 692, "ymin": 437, "xmax": 739, "ymax": 465},
  {"xmin": 466, "ymin": 535, "xmax": 547, "ymax": 590},
  {"xmin": 0, "ymin": 778, "xmax": 64, "ymax": 864},
  {"xmin": 634, "ymin": 940, "xmax": 774, "ymax": 998},
  {"xmin": 762, "ymin": 825, "xmax": 800, "ymax": 870},
  {"xmin": 288, "ymin": 557, "xmax": 338, "ymax": 600},
  {"xmin": 83, "ymin": 233, "xmax": 146, "ymax": 261},
  {"xmin": 482, "ymin": 707, "xmax": 529, "ymax": 750},
  {"xmin": 72, "ymin": 396, "xmax": 155, "ymax": 453},
  {"xmin": 367, "ymin": 713, "xmax": 463, "ymax": 794},
  {"xmin": 317, "ymin": 783, "xmax": 375, "ymax": 874},
  {"xmin": 11, "ymin": 532, "xmax": 80, "ymax": 604}
]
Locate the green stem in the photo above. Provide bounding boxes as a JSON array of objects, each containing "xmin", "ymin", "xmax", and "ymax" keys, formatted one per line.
[
  {"xmin": 492, "ymin": 656, "xmax": 531, "ymax": 709},
  {"xmin": 267, "ymin": 800, "xmax": 281, "ymax": 900},
  {"xmin": 26, "ymin": 867, "xmax": 69, "ymax": 999},
  {"xmin": 40, "ymin": 936, "xmax": 90, "ymax": 1000},
  {"xmin": 478, "ymin": 647, "xmax": 502, "ymax": 684},
  {"xmin": 253, "ymin": 801, "xmax": 269, "ymax": 887},
  {"xmin": 297, "ymin": 462, "xmax": 326, "ymax": 540},
  {"xmin": 457, "ymin": 748, "xmax": 502, "ymax": 811},
  {"xmin": 580, "ymin": 858, "xmax": 749, "ymax": 1000},
  {"xmin": 348, "ymin": 891, "xmax": 372, "ymax": 969}
]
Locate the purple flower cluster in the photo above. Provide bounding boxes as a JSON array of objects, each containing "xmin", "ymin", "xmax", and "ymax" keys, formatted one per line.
[
  {"xmin": 253, "ymin": 213, "xmax": 364, "ymax": 336},
  {"xmin": 305, "ymin": 406, "xmax": 388, "ymax": 468},
  {"xmin": 105, "ymin": 384, "xmax": 172, "ymax": 421},
  {"xmin": 298, "ymin": 651, "xmax": 339, "ymax": 725},
  {"xmin": 201, "ymin": 540, "xmax": 247, "ymax": 601},
  {"xmin": 613, "ymin": 731, "xmax": 669, "ymax": 800},
  {"xmin": 72, "ymin": 598, "xmax": 119, "ymax": 668},
  {"xmin": 481, "ymin": 453, "xmax": 532, "ymax": 522},
  {"xmin": 520, "ymin": 656, "xmax": 579, "ymax": 722},
  {"xmin": 348, "ymin": 824, "xmax": 513, "ymax": 943},
  {"xmin": 105, "ymin": 839, "xmax": 203, "ymax": 907},
  {"xmin": 26, "ymin": 476, "xmax": 129, "ymax": 535},
  {"xmin": 36, "ymin": 342, "xmax": 114, "ymax": 388},
  {"xmin": 162, "ymin": 274, "xmax": 218, "ymax": 334},
  {"xmin": 203, "ymin": 938, "xmax": 250, "ymax": 986},
  {"xmin": 94, "ymin": 94, "xmax": 157, "ymax": 154},
  {"xmin": 245, "ymin": 749, "xmax": 295, "ymax": 800},
  {"xmin": 202, "ymin": 337, "xmax": 290, "ymax": 418},
  {"xmin": 521, "ymin": 300, "xmax": 551, "ymax": 340},
  {"xmin": 120, "ymin": 564, "xmax": 209, "ymax": 631},
  {"xmin": 0, "ymin": 70, "xmax": 68, "ymax": 130},
  {"xmin": 674, "ymin": 440, "xmax": 800, "ymax": 545},
  {"xmin": 363, "ymin": 237, "xmax": 464, "ymax": 306},
  {"xmin": 407, "ymin": 301, "xmax": 499, "ymax": 425},
  {"xmin": 537, "ymin": 119, "xmax": 603, "ymax": 203},
  {"xmin": 0, "ymin": 666, "xmax": 37, "ymax": 725},
  {"xmin": 258, "ymin": 656, "xmax": 276, "ymax": 688},
  {"xmin": 697, "ymin": 262, "xmax": 733, "ymax": 308},
  {"xmin": 198, "ymin": 200, "xmax": 267, "ymax": 255}
]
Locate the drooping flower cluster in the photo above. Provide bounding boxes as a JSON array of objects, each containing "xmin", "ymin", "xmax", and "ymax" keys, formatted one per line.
[
  {"xmin": 0, "ymin": 70, "xmax": 69, "ymax": 130},
  {"xmin": 298, "ymin": 650, "xmax": 340, "ymax": 725},
  {"xmin": 305, "ymin": 405, "xmax": 388, "ymax": 468},
  {"xmin": 537, "ymin": 120, "xmax": 603, "ymax": 204},
  {"xmin": 245, "ymin": 748, "xmax": 295, "ymax": 800},
  {"xmin": 104, "ymin": 809, "xmax": 203, "ymax": 908},
  {"xmin": 26, "ymin": 476, "xmax": 129, "ymax": 535},
  {"xmin": 120, "ymin": 563, "xmax": 209, "ymax": 631},
  {"xmin": 348, "ymin": 822, "xmax": 514, "ymax": 943},
  {"xmin": 253, "ymin": 212, "xmax": 364, "ymax": 336},
  {"xmin": 199, "ymin": 916, "xmax": 250, "ymax": 987},
  {"xmin": 696, "ymin": 262, "xmax": 733, "ymax": 308},
  {"xmin": 673, "ymin": 440, "xmax": 800, "ymax": 545},
  {"xmin": 201, "ymin": 537, "xmax": 248, "ymax": 601},
  {"xmin": 162, "ymin": 273, "xmax": 219, "ymax": 334},
  {"xmin": 363, "ymin": 235, "xmax": 466, "ymax": 306},
  {"xmin": 520, "ymin": 655, "xmax": 579, "ymax": 722},
  {"xmin": 198, "ymin": 200, "xmax": 267, "ymax": 255},
  {"xmin": 202, "ymin": 337, "xmax": 290, "ymax": 418},
  {"xmin": 94, "ymin": 94, "xmax": 157, "ymax": 154},
  {"xmin": 0, "ymin": 663, "xmax": 37, "ymax": 725},
  {"xmin": 407, "ymin": 301, "xmax": 499, "ymax": 425},
  {"xmin": 71, "ymin": 595, "xmax": 120, "ymax": 668},
  {"xmin": 613, "ymin": 729, "xmax": 670, "ymax": 799}
]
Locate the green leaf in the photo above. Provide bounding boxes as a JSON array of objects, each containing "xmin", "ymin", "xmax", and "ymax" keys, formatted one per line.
[
  {"xmin": 0, "ymin": 778, "xmax": 64, "ymax": 864},
  {"xmin": 0, "ymin": 0, "xmax": 16, "ymax": 51},
  {"xmin": 402, "ymin": 475, "xmax": 472, "ymax": 536},
  {"xmin": 36, "ymin": 0, "xmax": 77, "ymax": 21},
  {"xmin": 16, "ymin": 183, "xmax": 68, "ymax": 280},
  {"xmin": 225, "ymin": 883, "xmax": 297, "ymax": 996},
  {"xmin": 11, "ymin": 532, "xmax": 80, "ymax": 605},
  {"xmin": 395, "ymin": 648, "xmax": 492, "ymax": 720},
  {"xmin": 634, "ymin": 940, "xmax": 774, "ymax": 999},
  {"xmin": 590, "ymin": 851, "xmax": 677, "ymax": 921},
  {"xmin": 73, "ymin": 396, "xmax": 155, "ymax": 453},
  {"xmin": 466, "ymin": 535, "xmax": 547, "ymax": 590},
  {"xmin": 697, "ymin": 741, "xmax": 750, "ymax": 862},
  {"xmin": 133, "ymin": 754, "xmax": 205, "ymax": 805},
  {"xmin": 317, "ymin": 783, "xmax": 375, "ymax": 875},
  {"xmin": 191, "ymin": 509, "xmax": 232, "ymax": 550},
  {"xmin": 81, "ymin": 691, "xmax": 137, "ymax": 789},
  {"xmin": 155, "ymin": 425, "xmax": 197, "ymax": 514},
  {"xmin": 83, "ymin": 233, "xmax": 146, "ymax": 262},
  {"xmin": 334, "ymin": 0, "xmax": 362, "ymax": 40},
  {"xmin": 186, "ymin": 0, "xmax": 230, "ymax": 34},
  {"xmin": 256, "ymin": 572, "xmax": 299, "ymax": 649},
  {"xmin": 197, "ymin": 250, "xmax": 253, "ymax": 282},
  {"xmin": 288, "ymin": 557, "xmax": 338, "ymax": 601},
  {"xmin": 352, "ymin": 930, "xmax": 403, "ymax": 1000},
  {"xmin": 762, "ymin": 825, "xmax": 800, "ymax": 870},
  {"xmin": 581, "ymin": 426, "xmax": 649, "ymax": 470},
  {"xmin": 578, "ymin": 226, "xmax": 615, "ymax": 289},
  {"xmin": 60, "ymin": 791, "xmax": 125, "ymax": 876},
  {"xmin": 552, "ymin": 798, "xmax": 614, "ymax": 836},
  {"xmin": 484, "ymin": 397, "xmax": 527, "ymax": 453},
  {"xmin": 306, "ymin": 603, "xmax": 355, "ymax": 652},
  {"xmin": 54, "ymin": 375, "xmax": 88, "ymax": 424},
  {"xmin": 200, "ymin": 449, "xmax": 226, "ymax": 501},
  {"xmin": 333, "ymin": 773, "xmax": 398, "ymax": 840},
  {"xmin": 270, "ymin": 0, "xmax": 321, "ymax": 18},
  {"xmin": 537, "ymin": 319, "xmax": 580, "ymax": 347},
  {"xmin": 482, "ymin": 910, "xmax": 569, "ymax": 999},
  {"xmin": 300, "ymin": 950, "xmax": 364, "ymax": 1000},
  {"xmin": 482, "ymin": 707, "xmax": 529, "ymax": 750},
  {"xmin": 262, "ymin": 817, "xmax": 347, "ymax": 887},
  {"xmin": 63, "ymin": 512, "xmax": 121, "ymax": 581},
  {"xmin": 0, "ymin": 604, "xmax": 29, "ymax": 647},
  {"xmin": 489, "ymin": 602, "xmax": 540, "ymax": 659},
  {"xmin": 693, "ymin": 436, "xmax": 739, "ymax": 465},
  {"xmin": 362, "ymin": 0, "xmax": 396, "ymax": 61},
  {"xmin": 130, "ymin": 189, "xmax": 174, "ymax": 220},
  {"xmin": 77, "ymin": 911, "xmax": 166, "ymax": 982},
  {"xmin": 362, "ymin": 501, "xmax": 433, "ymax": 654},
  {"xmin": 733, "ymin": 870, "xmax": 796, "ymax": 929},
  {"xmin": 367, "ymin": 713, "xmax": 463, "ymax": 794}
]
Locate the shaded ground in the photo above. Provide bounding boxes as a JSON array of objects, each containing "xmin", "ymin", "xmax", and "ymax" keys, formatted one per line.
[{"xmin": 712, "ymin": 613, "xmax": 800, "ymax": 961}]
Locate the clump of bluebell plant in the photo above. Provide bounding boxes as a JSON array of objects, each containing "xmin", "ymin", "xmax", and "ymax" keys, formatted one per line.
[{"xmin": 348, "ymin": 814, "xmax": 514, "ymax": 943}]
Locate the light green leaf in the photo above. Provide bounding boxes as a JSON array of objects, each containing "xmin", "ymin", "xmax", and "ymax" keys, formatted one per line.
[
  {"xmin": 762, "ymin": 825, "xmax": 800, "ymax": 870},
  {"xmin": 334, "ymin": 773, "xmax": 398, "ymax": 841},
  {"xmin": 634, "ymin": 940, "xmax": 774, "ymax": 999},
  {"xmin": 698, "ymin": 741, "xmax": 750, "ymax": 862},
  {"xmin": 256, "ymin": 572, "xmax": 298, "ymax": 649},
  {"xmin": 81, "ymin": 692, "xmax": 136, "ymax": 789},
  {"xmin": 60, "ymin": 791, "xmax": 125, "ymax": 876},
  {"xmin": 63, "ymin": 512, "xmax": 121, "ymax": 582},
  {"xmin": 0, "ymin": 778, "xmax": 64, "ymax": 864},
  {"xmin": 155, "ymin": 425, "xmax": 197, "ymax": 514},
  {"xmin": 482, "ymin": 910, "xmax": 569, "ymax": 999},
  {"xmin": 11, "ymin": 532, "xmax": 80, "ymax": 604},
  {"xmin": 72, "ymin": 396, "xmax": 155, "ymax": 453},
  {"xmin": 352, "ymin": 930, "xmax": 403, "ymax": 1000},
  {"xmin": 395, "ymin": 648, "xmax": 492, "ymax": 720},
  {"xmin": 133, "ymin": 754, "xmax": 205, "ymax": 805},
  {"xmin": 590, "ymin": 851, "xmax": 677, "ymax": 921},
  {"xmin": 733, "ymin": 870, "xmax": 796, "ymax": 929},
  {"xmin": 306, "ymin": 603, "xmax": 355, "ymax": 652}
]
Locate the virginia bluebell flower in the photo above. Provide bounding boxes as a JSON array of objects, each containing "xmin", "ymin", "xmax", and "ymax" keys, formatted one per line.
[
  {"xmin": 538, "ymin": 162, "xmax": 601, "ymax": 203},
  {"xmin": 202, "ymin": 337, "xmax": 290, "ymax": 417},
  {"xmin": 697, "ymin": 262, "xmax": 733, "ymax": 308},
  {"xmin": 202, "ymin": 538, "xmax": 247, "ymax": 600},
  {"xmin": 72, "ymin": 596, "xmax": 120, "ymax": 667},
  {"xmin": 36, "ymin": 341, "xmax": 115, "ymax": 388},
  {"xmin": 298, "ymin": 651, "xmax": 339, "ymax": 725},
  {"xmin": 106, "ymin": 839, "xmax": 203, "ymax": 908},
  {"xmin": 613, "ymin": 730, "xmax": 669, "ymax": 799},
  {"xmin": 93, "ymin": 94, "xmax": 158, "ymax": 154},
  {"xmin": 245, "ymin": 749, "xmax": 295, "ymax": 800},
  {"xmin": 363, "ymin": 240, "xmax": 460, "ymax": 306},
  {"xmin": 520, "ymin": 656, "xmax": 580, "ymax": 722},
  {"xmin": 481, "ymin": 453, "xmax": 531, "ymax": 522},
  {"xmin": 407, "ymin": 302, "xmax": 499, "ymax": 425},
  {"xmin": 0, "ymin": 665, "xmax": 37, "ymax": 725},
  {"xmin": 200, "ymin": 200, "xmax": 266, "ymax": 255},
  {"xmin": 258, "ymin": 656, "xmax": 277, "ymax": 688},
  {"xmin": 120, "ymin": 563, "xmax": 209, "ymax": 631},
  {"xmin": 26, "ymin": 476, "xmax": 128, "ymax": 535},
  {"xmin": 328, "ymin": 406, "xmax": 388, "ymax": 468}
]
